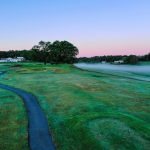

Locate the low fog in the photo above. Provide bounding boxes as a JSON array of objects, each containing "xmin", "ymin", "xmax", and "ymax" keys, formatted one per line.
[{"xmin": 74, "ymin": 63, "xmax": 150, "ymax": 74}]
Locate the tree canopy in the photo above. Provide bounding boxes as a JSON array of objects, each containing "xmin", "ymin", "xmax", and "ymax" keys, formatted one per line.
[
  {"xmin": 124, "ymin": 55, "xmax": 138, "ymax": 64},
  {"xmin": 31, "ymin": 41, "xmax": 51, "ymax": 65},
  {"xmin": 31, "ymin": 40, "xmax": 79, "ymax": 64},
  {"xmin": 0, "ymin": 40, "xmax": 79, "ymax": 64},
  {"xmin": 50, "ymin": 41, "xmax": 79, "ymax": 64}
]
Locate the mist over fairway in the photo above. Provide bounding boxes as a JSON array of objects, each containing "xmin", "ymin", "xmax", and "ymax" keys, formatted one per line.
[
  {"xmin": 75, "ymin": 62, "xmax": 150, "ymax": 81},
  {"xmin": 75, "ymin": 63, "xmax": 150, "ymax": 73}
]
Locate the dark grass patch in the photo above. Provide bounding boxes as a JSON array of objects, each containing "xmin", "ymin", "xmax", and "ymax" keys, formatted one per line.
[
  {"xmin": 10, "ymin": 64, "xmax": 23, "ymax": 68},
  {"xmin": 91, "ymin": 74, "xmax": 104, "ymax": 78},
  {"xmin": 51, "ymin": 68, "xmax": 70, "ymax": 74}
]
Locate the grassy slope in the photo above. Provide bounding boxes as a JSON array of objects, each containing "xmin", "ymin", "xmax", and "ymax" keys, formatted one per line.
[
  {"xmin": 0, "ymin": 88, "xmax": 28, "ymax": 150},
  {"xmin": 139, "ymin": 61, "xmax": 150, "ymax": 65},
  {"xmin": 0, "ymin": 63, "xmax": 150, "ymax": 150}
]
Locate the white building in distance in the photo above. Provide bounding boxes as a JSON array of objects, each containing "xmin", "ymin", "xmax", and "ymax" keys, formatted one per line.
[
  {"xmin": 113, "ymin": 60, "xmax": 124, "ymax": 64},
  {"xmin": 0, "ymin": 57, "xmax": 25, "ymax": 63}
]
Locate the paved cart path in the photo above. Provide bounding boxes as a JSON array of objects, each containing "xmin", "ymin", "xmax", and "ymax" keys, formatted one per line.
[{"xmin": 0, "ymin": 72, "xmax": 55, "ymax": 150}]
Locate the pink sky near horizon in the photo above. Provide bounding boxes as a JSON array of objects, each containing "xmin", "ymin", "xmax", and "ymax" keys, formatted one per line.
[
  {"xmin": 78, "ymin": 49, "xmax": 150, "ymax": 57},
  {"xmin": 0, "ymin": 0, "xmax": 150, "ymax": 57},
  {"xmin": 0, "ymin": 40, "xmax": 150, "ymax": 57},
  {"xmin": 75, "ymin": 40, "xmax": 150, "ymax": 57}
]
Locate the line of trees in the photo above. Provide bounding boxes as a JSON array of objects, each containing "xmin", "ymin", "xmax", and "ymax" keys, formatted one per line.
[
  {"xmin": 77, "ymin": 55, "xmax": 125, "ymax": 63},
  {"xmin": 0, "ymin": 42, "xmax": 149, "ymax": 64},
  {"xmin": 77, "ymin": 53, "xmax": 150, "ymax": 64},
  {"xmin": 31, "ymin": 41, "xmax": 79, "ymax": 64},
  {"xmin": 139, "ymin": 53, "xmax": 150, "ymax": 61},
  {"xmin": 0, "ymin": 50, "xmax": 32, "ymax": 60},
  {"xmin": 0, "ymin": 40, "xmax": 79, "ymax": 64}
]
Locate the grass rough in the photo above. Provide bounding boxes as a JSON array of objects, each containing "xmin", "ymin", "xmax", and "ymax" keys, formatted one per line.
[
  {"xmin": 0, "ymin": 88, "xmax": 28, "ymax": 150},
  {"xmin": 0, "ymin": 62, "xmax": 150, "ymax": 150}
]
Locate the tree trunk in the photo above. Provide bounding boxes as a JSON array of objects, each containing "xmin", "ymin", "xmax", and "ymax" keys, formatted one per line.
[{"xmin": 44, "ymin": 60, "xmax": 47, "ymax": 65}]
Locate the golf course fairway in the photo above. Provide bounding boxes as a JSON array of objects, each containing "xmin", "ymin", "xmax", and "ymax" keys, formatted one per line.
[{"xmin": 0, "ymin": 63, "xmax": 150, "ymax": 150}]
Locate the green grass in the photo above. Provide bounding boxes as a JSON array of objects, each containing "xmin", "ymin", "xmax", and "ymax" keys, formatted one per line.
[
  {"xmin": 139, "ymin": 61, "xmax": 150, "ymax": 66},
  {"xmin": 0, "ymin": 88, "xmax": 28, "ymax": 150},
  {"xmin": 0, "ymin": 62, "xmax": 150, "ymax": 150}
]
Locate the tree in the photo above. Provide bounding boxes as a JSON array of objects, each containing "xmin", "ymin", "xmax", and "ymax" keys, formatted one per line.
[
  {"xmin": 31, "ymin": 41, "xmax": 51, "ymax": 65},
  {"xmin": 30, "ymin": 40, "xmax": 78, "ymax": 64},
  {"xmin": 124, "ymin": 55, "xmax": 138, "ymax": 64},
  {"xmin": 50, "ymin": 41, "xmax": 79, "ymax": 64}
]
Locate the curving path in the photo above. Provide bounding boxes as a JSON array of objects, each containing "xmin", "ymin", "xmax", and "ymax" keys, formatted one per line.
[{"xmin": 0, "ymin": 72, "xmax": 55, "ymax": 150}]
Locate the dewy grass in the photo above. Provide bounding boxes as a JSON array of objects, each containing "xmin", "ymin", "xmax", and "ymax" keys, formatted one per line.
[
  {"xmin": 0, "ymin": 62, "xmax": 150, "ymax": 150},
  {"xmin": 0, "ymin": 88, "xmax": 28, "ymax": 150}
]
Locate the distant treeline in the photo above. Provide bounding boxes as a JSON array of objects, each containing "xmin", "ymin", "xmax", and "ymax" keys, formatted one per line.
[
  {"xmin": 77, "ymin": 53, "xmax": 150, "ymax": 64},
  {"xmin": 0, "ymin": 44, "xmax": 150, "ymax": 64},
  {"xmin": 0, "ymin": 40, "xmax": 79, "ymax": 64},
  {"xmin": 0, "ymin": 50, "xmax": 32, "ymax": 60},
  {"xmin": 77, "ymin": 55, "xmax": 125, "ymax": 63}
]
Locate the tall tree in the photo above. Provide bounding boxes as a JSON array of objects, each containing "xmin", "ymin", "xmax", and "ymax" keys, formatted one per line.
[
  {"xmin": 124, "ymin": 55, "xmax": 138, "ymax": 64},
  {"xmin": 31, "ymin": 41, "xmax": 51, "ymax": 65},
  {"xmin": 50, "ymin": 41, "xmax": 79, "ymax": 64}
]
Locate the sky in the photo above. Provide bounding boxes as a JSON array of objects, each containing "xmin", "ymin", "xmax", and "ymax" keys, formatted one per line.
[{"xmin": 0, "ymin": 0, "xmax": 150, "ymax": 57}]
